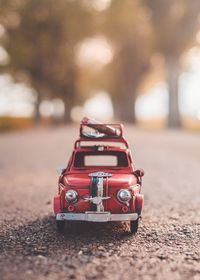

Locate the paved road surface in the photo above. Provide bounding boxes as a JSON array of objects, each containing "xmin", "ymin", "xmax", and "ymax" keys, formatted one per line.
[{"xmin": 0, "ymin": 126, "xmax": 200, "ymax": 280}]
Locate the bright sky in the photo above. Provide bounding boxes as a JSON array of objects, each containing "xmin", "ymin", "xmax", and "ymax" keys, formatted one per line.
[
  {"xmin": 83, "ymin": 0, "xmax": 112, "ymax": 12},
  {"xmin": 71, "ymin": 92, "xmax": 114, "ymax": 122},
  {"xmin": 0, "ymin": 41, "xmax": 200, "ymax": 121},
  {"xmin": 0, "ymin": 75, "xmax": 35, "ymax": 117},
  {"xmin": 76, "ymin": 36, "xmax": 113, "ymax": 69}
]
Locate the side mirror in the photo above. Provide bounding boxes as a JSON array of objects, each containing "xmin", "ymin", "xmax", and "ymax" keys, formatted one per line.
[
  {"xmin": 133, "ymin": 169, "xmax": 145, "ymax": 178},
  {"xmin": 56, "ymin": 166, "xmax": 65, "ymax": 176}
]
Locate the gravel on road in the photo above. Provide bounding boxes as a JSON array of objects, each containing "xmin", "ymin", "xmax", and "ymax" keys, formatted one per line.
[{"xmin": 0, "ymin": 126, "xmax": 200, "ymax": 280}]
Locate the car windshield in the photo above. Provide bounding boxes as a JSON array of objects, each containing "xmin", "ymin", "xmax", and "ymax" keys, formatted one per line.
[{"xmin": 73, "ymin": 151, "xmax": 129, "ymax": 168}]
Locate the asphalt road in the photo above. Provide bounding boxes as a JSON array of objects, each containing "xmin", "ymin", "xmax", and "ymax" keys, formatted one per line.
[{"xmin": 0, "ymin": 125, "xmax": 200, "ymax": 280}]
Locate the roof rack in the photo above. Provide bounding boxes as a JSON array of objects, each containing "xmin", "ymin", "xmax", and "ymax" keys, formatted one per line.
[{"xmin": 74, "ymin": 138, "xmax": 129, "ymax": 149}]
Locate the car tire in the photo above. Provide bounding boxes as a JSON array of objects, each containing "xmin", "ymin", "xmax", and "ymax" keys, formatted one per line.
[
  {"xmin": 130, "ymin": 219, "xmax": 139, "ymax": 234},
  {"xmin": 56, "ymin": 220, "xmax": 65, "ymax": 233}
]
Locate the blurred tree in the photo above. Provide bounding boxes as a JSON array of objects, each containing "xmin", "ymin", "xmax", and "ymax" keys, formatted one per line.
[
  {"xmin": 144, "ymin": 0, "xmax": 200, "ymax": 127},
  {"xmin": 103, "ymin": 0, "xmax": 153, "ymax": 122},
  {"xmin": 0, "ymin": 0, "xmax": 93, "ymax": 122}
]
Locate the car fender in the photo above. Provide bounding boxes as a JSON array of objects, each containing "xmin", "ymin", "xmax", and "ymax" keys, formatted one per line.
[
  {"xmin": 135, "ymin": 194, "xmax": 144, "ymax": 215},
  {"xmin": 53, "ymin": 195, "xmax": 61, "ymax": 214}
]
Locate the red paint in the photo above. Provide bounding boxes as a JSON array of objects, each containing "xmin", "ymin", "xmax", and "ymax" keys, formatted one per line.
[
  {"xmin": 53, "ymin": 196, "xmax": 61, "ymax": 214},
  {"xmin": 135, "ymin": 194, "xmax": 144, "ymax": 215},
  {"xmin": 122, "ymin": 206, "xmax": 129, "ymax": 213},
  {"xmin": 68, "ymin": 205, "xmax": 75, "ymax": 212},
  {"xmin": 53, "ymin": 118, "xmax": 144, "ymax": 223}
]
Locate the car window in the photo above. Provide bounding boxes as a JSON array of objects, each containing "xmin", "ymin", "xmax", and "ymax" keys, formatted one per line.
[
  {"xmin": 74, "ymin": 151, "xmax": 129, "ymax": 168},
  {"xmin": 85, "ymin": 155, "xmax": 117, "ymax": 166}
]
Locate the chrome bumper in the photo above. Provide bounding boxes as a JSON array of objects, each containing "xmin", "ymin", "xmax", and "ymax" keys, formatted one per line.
[{"xmin": 56, "ymin": 212, "xmax": 138, "ymax": 222}]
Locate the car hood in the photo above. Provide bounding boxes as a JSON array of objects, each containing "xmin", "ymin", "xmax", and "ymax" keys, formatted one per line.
[{"xmin": 62, "ymin": 172, "xmax": 137, "ymax": 188}]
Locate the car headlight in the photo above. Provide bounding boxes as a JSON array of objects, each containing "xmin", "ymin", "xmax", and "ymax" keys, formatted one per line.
[
  {"xmin": 117, "ymin": 189, "xmax": 132, "ymax": 203},
  {"xmin": 65, "ymin": 190, "xmax": 78, "ymax": 203}
]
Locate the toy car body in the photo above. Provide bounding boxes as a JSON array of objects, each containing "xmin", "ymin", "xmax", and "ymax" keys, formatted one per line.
[{"xmin": 53, "ymin": 117, "xmax": 144, "ymax": 233}]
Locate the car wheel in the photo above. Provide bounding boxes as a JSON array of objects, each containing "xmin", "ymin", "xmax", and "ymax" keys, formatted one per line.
[
  {"xmin": 130, "ymin": 219, "xmax": 139, "ymax": 234},
  {"xmin": 56, "ymin": 220, "xmax": 65, "ymax": 233}
]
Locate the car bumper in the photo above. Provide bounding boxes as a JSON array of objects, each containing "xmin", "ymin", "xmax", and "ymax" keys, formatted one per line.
[{"xmin": 56, "ymin": 212, "xmax": 138, "ymax": 222}]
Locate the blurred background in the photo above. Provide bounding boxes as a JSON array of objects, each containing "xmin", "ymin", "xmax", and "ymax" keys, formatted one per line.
[
  {"xmin": 1, "ymin": 2, "xmax": 200, "ymax": 278},
  {"xmin": 0, "ymin": 0, "xmax": 200, "ymax": 131}
]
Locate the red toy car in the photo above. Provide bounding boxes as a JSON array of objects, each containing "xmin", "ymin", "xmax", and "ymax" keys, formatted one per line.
[{"xmin": 53, "ymin": 117, "xmax": 144, "ymax": 234}]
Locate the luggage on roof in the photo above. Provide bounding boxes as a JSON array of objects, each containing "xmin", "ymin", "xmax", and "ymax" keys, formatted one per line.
[{"xmin": 80, "ymin": 117, "xmax": 123, "ymax": 139}]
